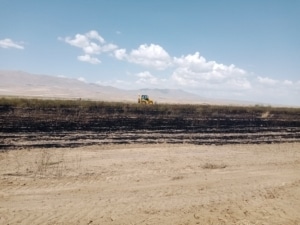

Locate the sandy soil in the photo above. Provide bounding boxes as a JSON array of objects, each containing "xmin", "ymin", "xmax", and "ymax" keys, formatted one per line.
[{"xmin": 1, "ymin": 143, "xmax": 300, "ymax": 225}]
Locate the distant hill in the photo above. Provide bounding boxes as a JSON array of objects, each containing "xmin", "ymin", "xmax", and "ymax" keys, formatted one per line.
[{"xmin": 0, "ymin": 70, "xmax": 211, "ymax": 104}]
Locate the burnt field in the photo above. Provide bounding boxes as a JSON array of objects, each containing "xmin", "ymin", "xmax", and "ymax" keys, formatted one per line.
[{"xmin": 1, "ymin": 98, "xmax": 300, "ymax": 149}]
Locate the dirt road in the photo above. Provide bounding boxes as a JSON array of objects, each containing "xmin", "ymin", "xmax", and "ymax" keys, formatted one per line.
[{"xmin": 1, "ymin": 143, "xmax": 300, "ymax": 224}]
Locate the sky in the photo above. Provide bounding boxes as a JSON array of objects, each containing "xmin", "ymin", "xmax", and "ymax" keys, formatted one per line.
[{"xmin": 0, "ymin": 0, "xmax": 299, "ymax": 106}]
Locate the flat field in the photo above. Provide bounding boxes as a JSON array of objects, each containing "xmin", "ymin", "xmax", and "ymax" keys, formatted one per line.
[
  {"xmin": 1, "ymin": 98, "xmax": 300, "ymax": 224},
  {"xmin": 1, "ymin": 143, "xmax": 300, "ymax": 225},
  {"xmin": 1, "ymin": 98, "xmax": 300, "ymax": 148}
]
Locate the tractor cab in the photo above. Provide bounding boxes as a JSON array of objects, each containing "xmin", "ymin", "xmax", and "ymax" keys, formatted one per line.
[
  {"xmin": 141, "ymin": 95, "xmax": 149, "ymax": 101},
  {"xmin": 138, "ymin": 95, "xmax": 154, "ymax": 104}
]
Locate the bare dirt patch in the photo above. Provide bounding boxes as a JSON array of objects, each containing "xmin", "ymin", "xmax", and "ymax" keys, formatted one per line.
[{"xmin": 1, "ymin": 143, "xmax": 300, "ymax": 225}]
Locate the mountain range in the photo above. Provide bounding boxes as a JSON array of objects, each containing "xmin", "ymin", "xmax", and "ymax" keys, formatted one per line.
[
  {"xmin": 0, "ymin": 70, "xmax": 246, "ymax": 105},
  {"xmin": 0, "ymin": 70, "xmax": 210, "ymax": 104}
]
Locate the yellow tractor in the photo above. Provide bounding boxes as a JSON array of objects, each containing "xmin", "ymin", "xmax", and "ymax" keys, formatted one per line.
[{"xmin": 138, "ymin": 95, "xmax": 154, "ymax": 104}]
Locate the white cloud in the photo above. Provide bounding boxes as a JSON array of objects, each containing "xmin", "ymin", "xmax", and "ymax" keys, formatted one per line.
[
  {"xmin": 135, "ymin": 71, "xmax": 166, "ymax": 85},
  {"xmin": 172, "ymin": 52, "xmax": 249, "ymax": 91},
  {"xmin": 77, "ymin": 54, "xmax": 101, "ymax": 64},
  {"xmin": 114, "ymin": 48, "xmax": 127, "ymax": 60},
  {"xmin": 257, "ymin": 76, "xmax": 279, "ymax": 85},
  {"xmin": 114, "ymin": 44, "xmax": 172, "ymax": 70},
  {"xmin": 174, "ymin": 52, "xmax": 213, "ymax": 73},
  {"xmin": 253, "ymin": 79, "xmax": 300, "ymax": 105},
  {"xmin": 86, "ymin": 30, "xmax": 105, "ymax": 43},
  {"xmin": 77, "ymin": 77, "xmax": 87, "ymax": 83},
  {"xmin": 225, "ymin": 78, "xmax": 252, "ymax": 90},
  {"xmin": 283, "ymin": 80, "xmax": 293, "ymax": 85},
  {"xmin": 0, "ymin": 38, "xmax": 24, "ymax": 49},
  {"xmin": 62, "ymin": 30, "xmax": 117, "ymax": 64}
]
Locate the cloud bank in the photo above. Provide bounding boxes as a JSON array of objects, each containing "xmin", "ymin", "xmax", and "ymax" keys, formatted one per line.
[
  {"xmin": 61, "ymin": 30, "xmax": 299, "ymax": 105},
  {"xmin": 61, "ymin": 31, "xmax": 250, "ymax": 92}
]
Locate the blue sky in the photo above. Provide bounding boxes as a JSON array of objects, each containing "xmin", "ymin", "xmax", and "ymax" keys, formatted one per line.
[{"xmin": 1, "ymin": 0, "xmax": 299, "ymax": 105}]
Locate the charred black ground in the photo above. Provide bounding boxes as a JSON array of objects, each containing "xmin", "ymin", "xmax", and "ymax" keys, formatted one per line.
[{"xmin": 1, "ymin": 98, "xmax": 300, "ymax": 149}]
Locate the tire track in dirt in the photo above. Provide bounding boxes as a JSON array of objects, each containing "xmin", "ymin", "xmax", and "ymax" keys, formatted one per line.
[{"xmin": 1, "ymin": 143, "xmax": 300, "ymax": 224}]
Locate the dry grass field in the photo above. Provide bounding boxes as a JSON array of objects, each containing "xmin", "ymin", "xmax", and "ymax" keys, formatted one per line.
[{"xmin": 1, "ymin": 143, "xmax": 300, "ymax": 225}]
